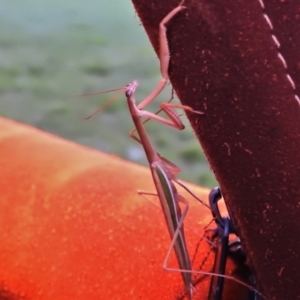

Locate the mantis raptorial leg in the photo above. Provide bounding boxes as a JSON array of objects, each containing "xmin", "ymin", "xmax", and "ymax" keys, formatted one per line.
[{"xmin": 129, "ymin": 0, "xmax": 203, "ymax": 139}]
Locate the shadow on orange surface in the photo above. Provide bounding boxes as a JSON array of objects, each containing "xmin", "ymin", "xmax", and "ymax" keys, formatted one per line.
[{"xmin": 0, "ymin": 117, "xmax": 247, "ymax": 299}]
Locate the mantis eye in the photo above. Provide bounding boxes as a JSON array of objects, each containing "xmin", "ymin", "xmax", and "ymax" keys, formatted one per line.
[
  {"xmin": 125, "ymin": 88, "xmax": 132, "ymax": 98},
  {"xmin": 125, "ymin": 82, "xmax": 136, "ymax": 98}
]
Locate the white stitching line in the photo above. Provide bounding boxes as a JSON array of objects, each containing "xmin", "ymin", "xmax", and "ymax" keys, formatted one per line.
[
  {"xmin": 257, "ymin": 0, "xmax": 300, "ymax": 105},
  {"xmin": 258, "ymin": 0, "xmax": 265, "ymax": 10}
]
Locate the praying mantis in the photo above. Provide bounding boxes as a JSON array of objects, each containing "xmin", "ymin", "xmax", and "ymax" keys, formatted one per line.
[
  {"xmin": 123, "ymin": 81, "xmax": 263, "ymax": 300},
  {"xmin": 83, "ymin": 1, "xmax": 264, "ymax": 298},
  {"xmin": 124, "ymin": 79, "xmax": 208, "ymax": 300}
]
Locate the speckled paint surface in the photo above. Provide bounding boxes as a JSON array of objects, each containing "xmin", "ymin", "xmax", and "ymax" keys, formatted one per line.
[{"xmin": 0, "ymin": 117, "xmax": 241, "ymax": 299}]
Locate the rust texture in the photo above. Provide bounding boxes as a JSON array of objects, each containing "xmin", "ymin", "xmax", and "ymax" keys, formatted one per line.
[{"xmin": 130, "ymin": 0, "xmax": 300, "ymax": 299}]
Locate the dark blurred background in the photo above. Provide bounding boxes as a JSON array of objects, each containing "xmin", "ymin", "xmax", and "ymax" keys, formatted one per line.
[{"xmin": 0, "ymin": 0, "xmax": 217, "ymax": 187}]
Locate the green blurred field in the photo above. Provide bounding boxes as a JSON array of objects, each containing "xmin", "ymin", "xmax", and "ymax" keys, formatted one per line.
[{"xmin": 0, "ymin": 0, "xmax": 217, "ymax": 187}]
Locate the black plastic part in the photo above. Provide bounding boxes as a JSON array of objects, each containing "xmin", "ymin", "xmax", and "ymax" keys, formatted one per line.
[
  {"xmin": 209, "ymin": 187, "xmax": 236, "ymax": 234},
  {"xmin": 208, "ymin": 187, "xmax": 224, "ymax": 228},
  {"xmin": 207, "ymin": 187, "xmax": 260, "ymax": 300},
  {"xmin": 208, "ymin": 217, "xmax": 230, "ymax": 300}
]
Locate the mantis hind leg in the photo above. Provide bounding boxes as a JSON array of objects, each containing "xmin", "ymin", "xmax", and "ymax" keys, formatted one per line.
[{"xmin": 137, "ymin": 1, "xmax": 187, "ymax": 110}]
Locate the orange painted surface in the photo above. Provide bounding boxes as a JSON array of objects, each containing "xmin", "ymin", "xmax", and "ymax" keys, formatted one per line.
[{"xmin": 0, "ymin": 117, "xmax": 243, "ymax": 299}]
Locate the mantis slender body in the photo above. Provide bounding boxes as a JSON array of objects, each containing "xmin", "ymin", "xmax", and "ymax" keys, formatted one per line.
[{"xmin": 124, "ymin": 80, "xmax": 209, "ymax": 299}]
